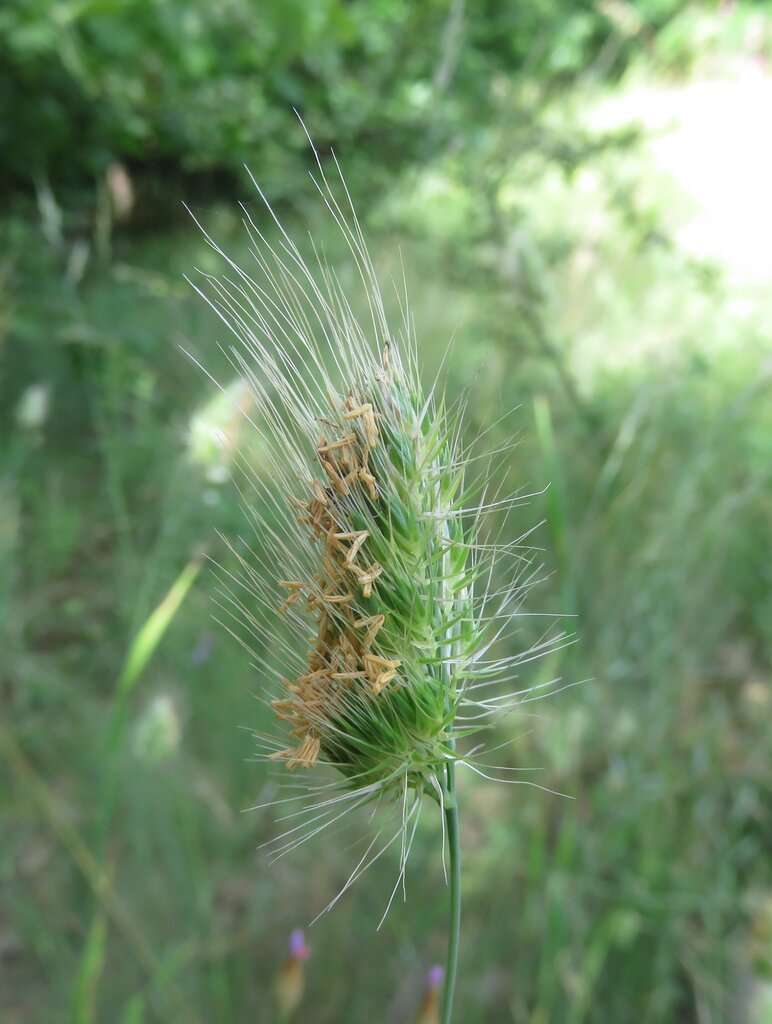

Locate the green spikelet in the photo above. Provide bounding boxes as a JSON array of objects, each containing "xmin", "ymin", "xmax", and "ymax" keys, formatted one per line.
[{"xmin": 270, "ymin": 354, "xmax": 477, "ymax": 799}]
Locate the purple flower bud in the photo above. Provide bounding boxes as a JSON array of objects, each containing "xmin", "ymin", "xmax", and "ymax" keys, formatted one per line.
[
  {"xmin": 289, "ymin": 928, "xmax": 311, "ymax": 960},
  {"xmin": 427, "ymin": 965, "xmax": 444, "ymax": 990}
]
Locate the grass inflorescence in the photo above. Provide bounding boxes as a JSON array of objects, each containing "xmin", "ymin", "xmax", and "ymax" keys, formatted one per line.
[
  {"xmin": 271, "ymin": 363, "xmax": 478, "ymax": 790},
  {"xmin": 187, "ymin": 138, "xmax": 569, "ymax": 995}
]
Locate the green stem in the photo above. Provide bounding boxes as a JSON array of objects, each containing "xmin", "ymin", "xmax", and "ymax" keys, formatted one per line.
[{"xmin": 441, "ymin": 758, "xmax": 461, "ymax": 1024}]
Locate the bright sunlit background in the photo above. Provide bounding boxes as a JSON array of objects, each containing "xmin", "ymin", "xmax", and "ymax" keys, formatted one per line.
[{"xmin": 2, "ymin": 2, "xmax": 772, "ymax": 1022}]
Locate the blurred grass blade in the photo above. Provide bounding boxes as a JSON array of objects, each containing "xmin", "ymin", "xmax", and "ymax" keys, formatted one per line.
[
  {"xmin": 117, "ymin": 556, "xmax": 203, "ymax": 699},
  {"xmin": 73, "ymin": 877, "xmax": 109, "ymax": 1024},
  {"xmin": 81, "ymin": 556, "xmax": 204, "ymax": 1020},
  {"xmin": 121, "ymin": 994, "xmax": 147, "ymax": 1024},
  {"xmin": 96, "ymin": 554, "xmax": 204, "ymax": 847},
  {"xmin": 533, "ymin": 395, "xmax": 575, "ymax": 617}
]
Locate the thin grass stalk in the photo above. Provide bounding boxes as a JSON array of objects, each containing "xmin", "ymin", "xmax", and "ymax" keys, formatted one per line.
[{"xmin": 441, "ymin": 760, "xmax": 461, "ymax": 1024}]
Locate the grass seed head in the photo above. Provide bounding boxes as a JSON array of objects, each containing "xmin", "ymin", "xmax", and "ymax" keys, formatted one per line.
[
  {"xmin": 190, "ymin": 136, "xmax": 567, "ymax": 900},
  {"xmin": 268, "ymin": 362, "xmax": 476, "ymax": 797}
]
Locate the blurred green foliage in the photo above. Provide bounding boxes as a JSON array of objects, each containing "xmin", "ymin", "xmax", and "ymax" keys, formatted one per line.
[
  {"xmin": 0, "ymin": 0, "xmax": 688, "ymax": 197},
  {"xmin": 2, "ymin": 2, "xmax": 772, "ymax": 1023}
]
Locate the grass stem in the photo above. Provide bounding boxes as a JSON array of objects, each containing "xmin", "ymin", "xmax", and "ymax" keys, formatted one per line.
[{"xmin": 441, "ymin": 759, "xmax": 461, "ymax": 1024}]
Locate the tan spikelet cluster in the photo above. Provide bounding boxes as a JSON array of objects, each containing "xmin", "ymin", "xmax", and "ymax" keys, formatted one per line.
[{"xmin": 269, "ymin": 389, "xmax": 401, "ymax": 770}]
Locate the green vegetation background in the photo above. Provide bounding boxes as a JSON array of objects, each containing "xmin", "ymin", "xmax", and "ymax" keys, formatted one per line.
[{"xmin": 2, "ymin": 2, "xmax": 771, "ymax": 1022}]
